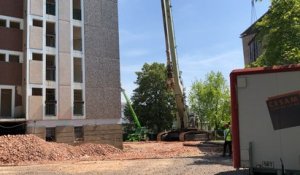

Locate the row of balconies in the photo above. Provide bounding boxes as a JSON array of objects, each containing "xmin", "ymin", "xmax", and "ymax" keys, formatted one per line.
[
  {"xmin": 29, "ymin": 55, "xmax": 83, "ymax": 84},
  {"xmin": 29, "ymin": 89, "xmax": 84, "ymax": 118},
  {"xmin": 30, "ymin": 21, "xmax": 82, "ymax": 51}
]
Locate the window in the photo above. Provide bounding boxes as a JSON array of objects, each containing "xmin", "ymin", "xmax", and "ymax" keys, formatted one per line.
[
  {"xmin": 249, "ymin": 37, "xmax": 261, "ymax": 63},
  {"xmin": 73, "ymin": 0, "xmax": 81, "ymax": 20},
  {"xmin": 46, "ymin": 0, "xmax": 56, "ymax": 16},
  {"xmin": 46, "ymin": 127, "xmax": 56, "ymax": 142},
  {"xmin": 33, "ymin": 19, "xmax": 43, "ymax": 27},
  {"xmin": 0, "ymin": 19, "xmax": 6, "ymax": 27},
  {"xmin": 10, "ymin": 21, "xmax": 20, "ymax": 29},
  {"xmin": 73, "ymin": 26, "xmax": 82, "ymax": 51},
  {"xmin": 73, "ymin": 57, "xmax": 82, "ymax": 83},
  {"xmin": 9, "ymin": 55, "xmax": 20, "ymax": 63},
  {"xmin": 46, "ymin": 55, "xmax": 55, "ymax": 81},
  {"xmin": 74, "ymin": 90, "xmax": 84, "ymax": 115},
  {"xmin": 0, "ymin": 54, "xmax": 5, "ymax": 62},
  {"xmin": 32, "ymin": 53, "xmax": 43, "ymax": 61},
  {"xmin": 74, "ymin": 126, "xmax": 84, "ymax": 141},
  {"xmin": 46, "ymin": 22, "xmax": 55, "ymax": 47},
  {"xmin": 45, "ymin": 89, "xmax": 56, "ymax": 116},
  {"xmin": 32, "ymin": 88, "xmax": 42, "ymax": 96}
]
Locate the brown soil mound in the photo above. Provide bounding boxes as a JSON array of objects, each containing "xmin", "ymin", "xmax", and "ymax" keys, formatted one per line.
[{"xmin": 0, "ymin": 135, "xmax": 122, "ymax": 165}]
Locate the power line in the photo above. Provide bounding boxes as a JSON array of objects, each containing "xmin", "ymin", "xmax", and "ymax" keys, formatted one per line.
[{"xmin": 251, "ymin": 0, "xmax": 258, "ymax": 24}]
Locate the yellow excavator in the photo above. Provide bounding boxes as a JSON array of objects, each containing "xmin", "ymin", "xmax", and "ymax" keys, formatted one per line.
[{"xmin": 157, "ymin": 0, "xmax": 209, "ymax": 141}]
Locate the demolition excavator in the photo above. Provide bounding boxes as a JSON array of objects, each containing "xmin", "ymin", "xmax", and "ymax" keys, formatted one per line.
[{"xmin": 157, "ymin": 0, "xmax": 209, "ymax": 141}]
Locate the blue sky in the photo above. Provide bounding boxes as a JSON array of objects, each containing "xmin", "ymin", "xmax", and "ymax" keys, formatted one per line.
[{"xmin": 119, "ymin": 0, "xmax": 270, "ymax": 101}]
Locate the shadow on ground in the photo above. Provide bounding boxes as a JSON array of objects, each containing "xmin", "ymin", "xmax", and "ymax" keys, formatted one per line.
[
  {"xmin": 184, "ymin": 141, "xmax": 250, "ymax": 174},
  {"xmin": 214, "ymin": 169, "xmax": 249, "ymax": 175},
  {"xmin": 188, "ymin": 154, "xmax": 232, "ymax": 166}
]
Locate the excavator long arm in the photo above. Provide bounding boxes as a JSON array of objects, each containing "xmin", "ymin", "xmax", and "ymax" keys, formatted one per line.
[{"xmin": 161, "ymin": 0, "xmax": 188, "ymax": 129}]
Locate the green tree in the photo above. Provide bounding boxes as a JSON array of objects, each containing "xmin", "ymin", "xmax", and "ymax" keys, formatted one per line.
[
  {"xmin": 252, "ymin": 0, "xmax": 300, "ymax": 66},
  {"xmin": 125, "ymin": 63, "xmax": 176, "ymax": 132},
  {"xmin": 189, "ymin": 71, "xmax": 230, "ymax": 130}
]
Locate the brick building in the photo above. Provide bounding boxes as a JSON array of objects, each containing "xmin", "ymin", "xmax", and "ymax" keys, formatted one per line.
[
  {"xmin": 240, "ymin": 13, "xmax": 268, "ymax": 66},
  {"xmin": 0, "ymin": 0, "xmax": 122, "ymax": 149}
]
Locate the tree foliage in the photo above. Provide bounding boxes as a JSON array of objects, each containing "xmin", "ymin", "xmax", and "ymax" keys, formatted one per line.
[
  {"xmin": 124, "ymin": 63, "xmax": 176, "ymax": 133},
  {"xmin": 252, "ymin": 0, "xmax": 300, "ymax": 66},
  {"xmin": 188, "ymin": 71, "xmax": 230, "ymax": 130}
]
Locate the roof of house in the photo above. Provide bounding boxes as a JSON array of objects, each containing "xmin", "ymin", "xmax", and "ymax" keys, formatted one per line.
[{"xmin": 240, "ymin": 11, "xmax": 269, "ymax": 37}]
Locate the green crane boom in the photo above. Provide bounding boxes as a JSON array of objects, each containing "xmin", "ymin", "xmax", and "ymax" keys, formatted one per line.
[{"xmin": 121, "ymin": 89, "xmax": 141, "ymax": 128}]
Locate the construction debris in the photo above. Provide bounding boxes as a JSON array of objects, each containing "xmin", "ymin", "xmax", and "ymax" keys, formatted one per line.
[
  {"xmin": 0, "ymin": 135, "xmax": 222, "ymax": 165},
  {"xmin": 0, "ymin": 135, "xmax": 122, "ymax": 165}
]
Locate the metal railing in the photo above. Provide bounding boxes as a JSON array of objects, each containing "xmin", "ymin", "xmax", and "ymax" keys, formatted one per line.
[
  {"xmin": 73, "ymin": 9, "xmax": 82, "ymax": 20},
  {"xmin": 46, "ymin": 34, "xmax": 56, "ymax": 47}
]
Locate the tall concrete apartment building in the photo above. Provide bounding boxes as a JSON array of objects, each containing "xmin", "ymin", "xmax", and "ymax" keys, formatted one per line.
[{"xmin": 0, "ymin": 0, "xmax": 122, "ymax": 148}]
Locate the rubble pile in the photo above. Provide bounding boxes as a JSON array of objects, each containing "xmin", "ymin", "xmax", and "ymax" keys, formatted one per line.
[
  {"xmin": 0, "ymin": 135, "xmax": 219, "ymax": 165},
  {"xmin": 0, "ymin": 135, "xmax": 122, "ymax": 165}
]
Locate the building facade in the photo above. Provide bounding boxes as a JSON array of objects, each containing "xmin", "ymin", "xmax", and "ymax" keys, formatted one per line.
[
  {"xmin": 0, "ymin": 0, "xmax": 122, "ymax": 148},
  {"xmin": 240, "ymin": 13, "xmax": 268, "ymax": 66},
  {"xmin": 241, "ymin": 26, "xmax": 262, "ymax": 66}
]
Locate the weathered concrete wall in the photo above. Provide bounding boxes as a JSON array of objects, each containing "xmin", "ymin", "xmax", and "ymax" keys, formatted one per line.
[
  {"xmin": 26, "ymin": 127, "xmax": 45, "ymax": 139},
  {"xmin": 84, "ymin": 0, "xmax": 122, "ymax": 148},
  {"xmin": 84, "ymin": 124, "xmax": 122, "ymax": 149},
  {"xmin": 56, "ymin": 126, "xmax": 74, "ymax": 144},
  {"xmin": 28, "ymin": 96, "xmax": 43, "ymax": 120},
  {"xmin": 29, "ymin": 60, "xmax": 43, "ymax": 84},
  {"xmin": 57, "ymin": 1, "xmax": 72, "ymax": 119},
  {"xmin": 30, "ymin": 0, "xmax": 43, "ymax": 16},
  {"xmin": 58, "ymin": 86, "xmax": 72, "ymax": 119},
  {"xmin": 29, "ymin": 26, "xmax": 43, "ymax": 49},
  {"xmin": 242, "ymin": 34, "xmax": 255, "ymax": 66},
  {"xmin": 84, "ymin": 0, "xmax": 121, "ymax": 120}
]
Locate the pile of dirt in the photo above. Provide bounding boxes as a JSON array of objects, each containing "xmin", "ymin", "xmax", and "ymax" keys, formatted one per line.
[
  {"xmin": 0, "ymin": 135, "xmax": 122, "ymax": 165},
  {"xmin": 0, "ymin": 135, "xmax": 221, "ymax": 165}
]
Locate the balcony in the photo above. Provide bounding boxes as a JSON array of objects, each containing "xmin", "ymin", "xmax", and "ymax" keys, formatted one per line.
[
  {"xmin": 46, "ymin": 22, "xmax": 55, "ymax": 48},
  {"xmin": 46, "ymin": 34, "xmax": 55, "ymax": 47},
  {"xmin": 73, "ymin": 0, "xmax": 81, "ymax": 21},
  {"xmin": 73, "ymin": 9, "xmax": 81, "ymax": 21},
  {"xmin": 74, "ymin": 89, "xmax": 83, "ymax": 115},
  {"xmin": 73, "ymin": 57, "xmax": 83, "ymax": 83},
  {"xmin": 46, "ymin": 66, "xmax": 56, "ymax": 81},
  {"xmin": 45, "ymin": 102, "xmax": 56, "ymax": 116},
  {"xmin": 73, "ymin": 26, "xmax": 82, "ymax": 51},
  {"xmin": 74, "ymin": 101, "xmax": 84, "ymax": 115},
  {"xmin": 73, "ymin": 39, "xmax": 82, "ymax": 51},
  {"xmin": 46, "ymin": 2, "xmax": 56, "ymax": 16},
  {"xmin": 45, "ymin": 89, "xmax": 56, "ymax": 116}
]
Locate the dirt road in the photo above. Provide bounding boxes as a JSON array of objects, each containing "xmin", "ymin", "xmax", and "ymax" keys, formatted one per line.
[
  {"xmin": 0, "ymin": 156, "xmax": 248, "ymax": 175},
  {"xmin": 0, "ymin": 137, "xmax": 249, "ymax": 174}
]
